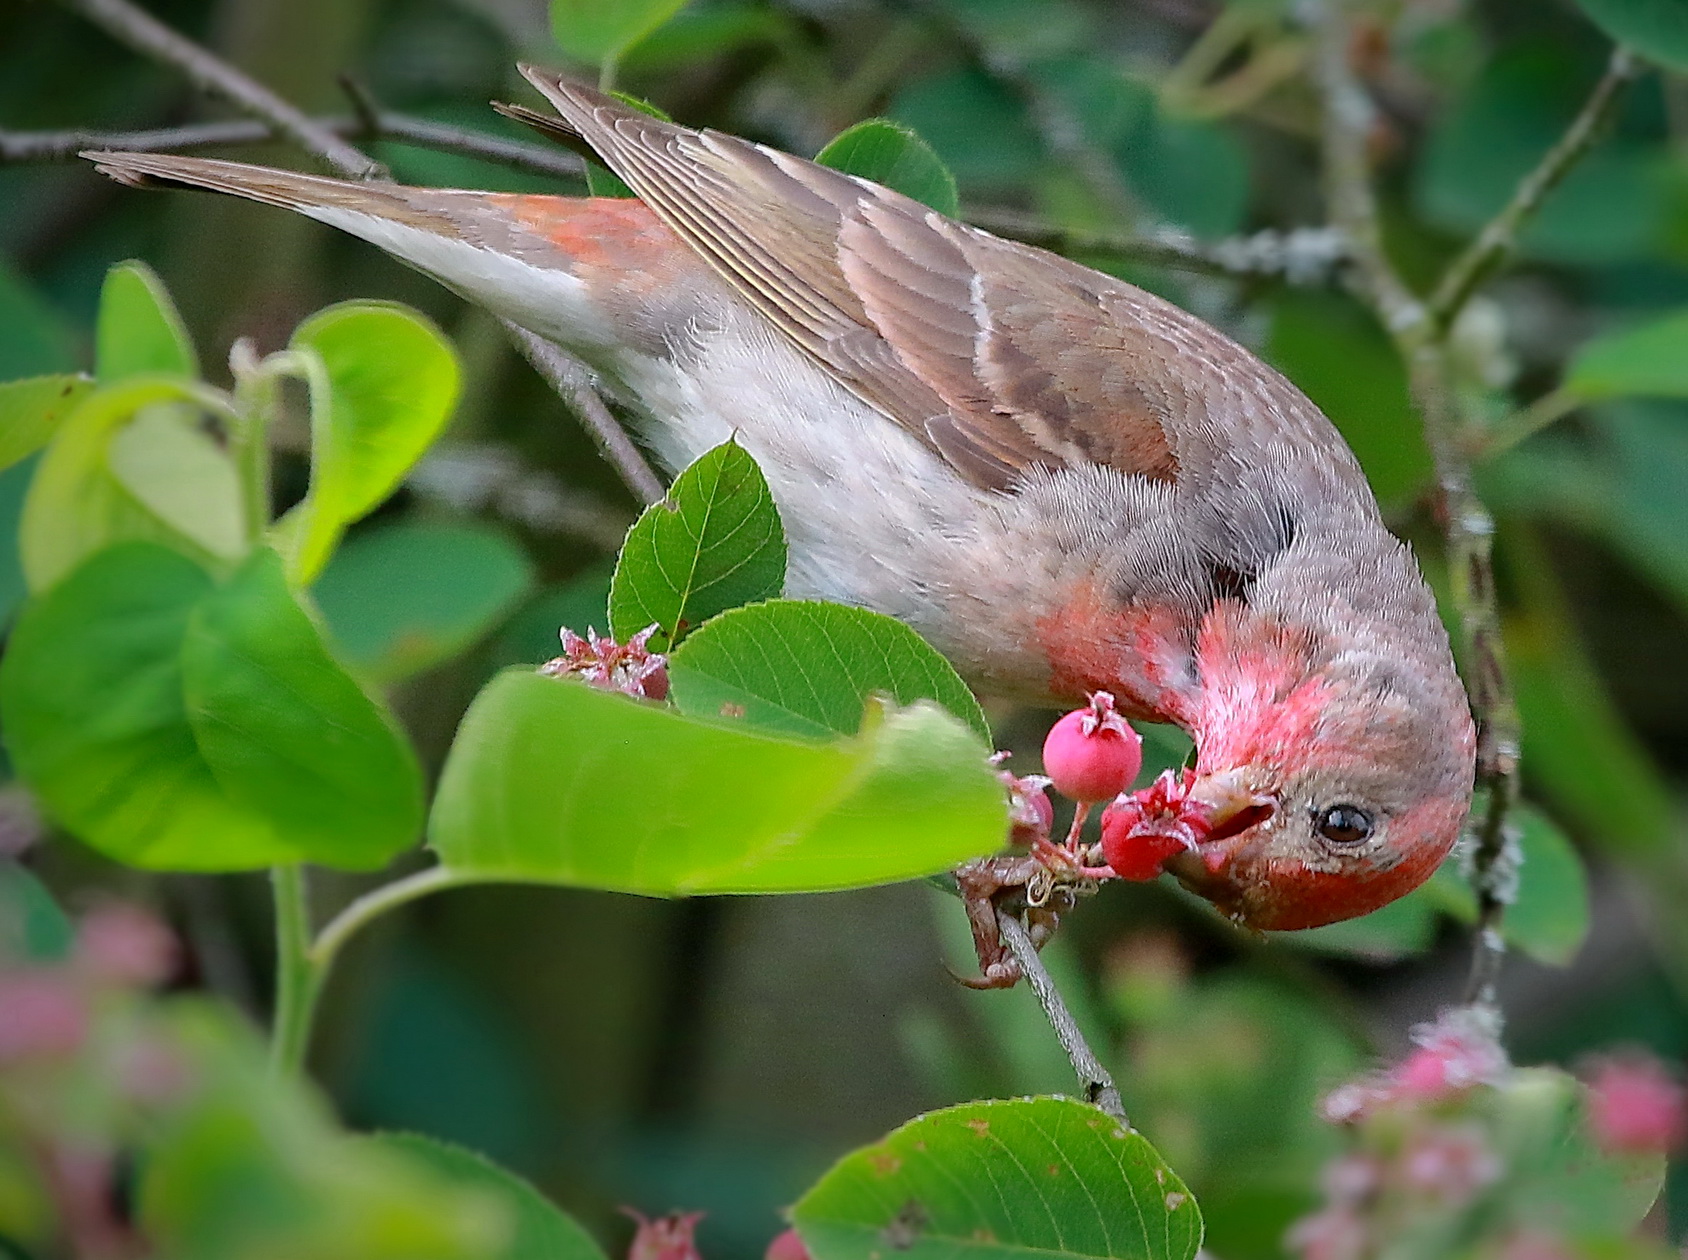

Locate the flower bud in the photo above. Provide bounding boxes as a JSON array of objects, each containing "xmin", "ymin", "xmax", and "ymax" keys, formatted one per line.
[{"xmin": 1041, "ymin": 692, "xmax": 1141, "ymax": 804}]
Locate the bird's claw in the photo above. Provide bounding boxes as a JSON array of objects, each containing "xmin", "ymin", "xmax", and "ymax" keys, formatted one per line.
[{"xmin": 952, "ymin": 853, "xmax": 1096, "ymax": 989}]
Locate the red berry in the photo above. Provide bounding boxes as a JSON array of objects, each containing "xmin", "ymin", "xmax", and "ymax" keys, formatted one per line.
[
  {"xmin": 1098, "ymin": 812, "xmax": 1190, "ymax": 881},
  {"xmin": 1041, "ymin": 692, "xmax": 1142, "ymax": 803},
  {"xmin": 765, "ymin": 1229, "xmax": 811, "ymax": 1260}
]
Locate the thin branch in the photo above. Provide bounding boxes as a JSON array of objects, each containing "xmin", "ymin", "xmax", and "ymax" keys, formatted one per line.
[
  {"xmin": 0, "ymin": 115, "xmax": 586, "ymax": 180},
  {"xmin": 1311, "ymin": 0, "xmax": 1523, "ymax": 1006},
  {"xmin": 1428, "ymin": 48, "xmax": 1637, "ymax": 334},
  {"xmin": 60, "ymin": 0, "xmax": 382, "ymax": 179},
  {"xmin": 965, "ymin": 206, "xmax": 1350, "ymax": 285},
  {"xmin": 996, "ymin": 909, "xmax": 1129, "ymax": 1124},
  {"xmin": 309, "ymin": 866, "xmax": 468, "ymax": 974},
  {"xmin": 504, "ymin": 323, "xmax": 666, "ymax": 506}
]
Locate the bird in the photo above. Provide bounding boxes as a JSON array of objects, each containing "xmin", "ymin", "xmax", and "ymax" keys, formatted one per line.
[{"xmin": 85, "ymin": 66, "xmax": 1476, "ymax": 939}]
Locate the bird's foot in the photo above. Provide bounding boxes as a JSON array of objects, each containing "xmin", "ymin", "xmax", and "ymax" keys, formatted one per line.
[{"xmin": 951, "ymin": 852, "xmax": 1099, "ymax": 989}]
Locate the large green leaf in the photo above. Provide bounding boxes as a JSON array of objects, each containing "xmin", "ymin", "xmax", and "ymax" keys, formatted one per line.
[
  {"xmin": 369, "ymin": 1135, "xmax": 610, "ymax": 1260},
  {"xmin": 138, "ymin": 1003, "xmax": 505, "ymax": 1260},
  {"xmin": 428, "ymin": 671, "xmax": 1003, "ymax": 893},
  {"xmin": 1, "ymin": 542, "xmax": 420, "ymax": 872},
  {"xmin": 816, "ymin": 120, "xmax": 959, "ymax": 217},
  {"xmin": 19, "ymin": 377, "xmax": 239, "ymax": 591},
  {"xmin": 181, "ymin": 548, "xmax": 425, "ymax": 870},
  {"xmin": 1570, "ymin": 0, "xmax": 1688, "ymax": 73},
  {"xmin": 792, "ymin": 1098, "xmax": 1203, "ymax": 1260},
  {"xmin": 95, "ymin": 260, "xmax": 198, "ymax": 382},
  {"xmin": 0, "ymin": 543, "xmax": 293, "ymax": 869},
  {"xmin": 0, "ymin": 375, "xmax": 93, "ymax": 472},
  {"xmin": 668, "ymin": 599, "xmax": 989, "ymax": 741},
  {"xmin": 281, "ymin": 302, "xmax": 461, "ymax": 584},
  {"xmin": 550, "ymin": 0, "xmax": 689, "ymax": 65},
  {"xmin": 1563, "ymin": 310, "xmax": 1688, "ymax": 401},
  {"xmin": 0, "ymin": 859, "xmax": 74, "ymax": 962},
  {"xmin": 313, "ymin": 522, "xmax": 535, "ymax": 684},
  {"xmin": 608, "ymin": 438, "xmax": 785, "ymax": 647}
]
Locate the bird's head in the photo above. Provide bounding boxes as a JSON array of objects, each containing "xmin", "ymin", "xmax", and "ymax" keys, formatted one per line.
[{"xmin": 1105, "ymin": 603, "xmax": 1477, "ymax": 930}]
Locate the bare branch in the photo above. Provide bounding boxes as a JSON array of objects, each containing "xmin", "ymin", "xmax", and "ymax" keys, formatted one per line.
[
  {"xmin": 504, "ymin": 324, "xmax": 666, "ymax": 507},
  {"xmin": 61, "ymin": 0, "xmax": 383, "ymax": 179},
  {"xmin": 965, "ymin": 206, "xmax": 1350, "ymax": 285},
  {"xmin": 0, "ymin": 116, "xmax": 586, "ymax": 180},
  {"xmin": 1310, "ymin": 0, "xmax": 1523, "ymax": 1005},
  {"xmin": 1429, "ymin": 47, "xmax": 1637, "ymax": 334},
  {"xmin": 996, "ymin": 909, "xmax": 1129, "ymax": 1124}
]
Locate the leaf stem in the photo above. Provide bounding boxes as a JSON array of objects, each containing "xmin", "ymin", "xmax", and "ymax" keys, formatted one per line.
[
  {"xmin": 268, "ymin": 865, "xmax": 322, "ymax": 1076},
  {"xmin": 1481, "ymin": 387, "xmax": 1582, "ymax": 460},
  {"xmin": 308, "ymin": 865, "xmax": 468, "ymax": 977},
  {"xmin": 995, "ymin": 909, "xmax": 1129, "ymax": 1125}
]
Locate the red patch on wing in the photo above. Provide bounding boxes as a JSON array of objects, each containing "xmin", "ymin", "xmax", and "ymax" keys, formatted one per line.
[
  {"xmin": 485, "ymin": 194, "xmax": 679, "ymax": 272},
  {"xmin": 1036, "ymin": 583, "xmax": 1198, "ymax": 725}
]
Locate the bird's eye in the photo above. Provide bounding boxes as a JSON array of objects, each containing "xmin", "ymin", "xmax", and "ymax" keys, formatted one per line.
[{"xmin": 1316, "ymin": 804, "xmax": 1373, "ymax": 845}]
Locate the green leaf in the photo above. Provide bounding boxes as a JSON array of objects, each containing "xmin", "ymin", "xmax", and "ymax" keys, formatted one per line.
[
  {"xmin": 1266, "ymin": 291, "xmax": 1432, "ymax": 505},
  {"xmin": 313, "ymin": 522, "xmax": 536, "ymax": 684},
  {"xmin": 428, "ymin": 671, "xmax": 1003, "ymax": 894},
  {"xmin": 0, "ymin": 858, "xmax": 74, "ymax": 962},
  {"xmin": 369, "ymin": 1135, "xmax": 610, "ymax": 1260},
  {"xmin": 181, "ymin": 547, "xmax": 425, "ymax": 870},
  {"xmin": 1564, "ymin": 310, "xmax": 1688, "ymax": 400},
  {"xmin": 96, "ymin": 260, "xmax": 198, "ymax": 382},
  {"xmin": 19, "ymin": 378, "xmax": 236, "ymax": 591},
  {"xmin": 492, "ymin": 566, "xmax": 614, "ymax": 669},
  {"xmin": 889, "ymin": 68, "xmax": 1043, "ymax": 195},
  {"xmin": 608, "ymin": 438, "xmax": 785, "ymax": 647},
  {"xmin": 815, "ymin": 120, "xmax": 959, "ymax": 217},
  {"xmin": 669, "ymin": 599, "xmax": 989, "ymax": 741},
  {"xmin": 282, "ymin": 302, "xmax": 461, "ymax": 584},
  {"xmin": 0, "ymin": 543, "xmax": 292, "ymax": 869},
  {"xmin": 138, "ymin": 1002, "xmax": 506, "ymax": 1260},
  {"xmin": 1492, "ymin": 806, "xmax": 1592, "ymax": 967},
  {"xmin": 792, "ymin": 1097, "xmax": 1203, "ymax": 1260},
  {"xmin": 107, "ymin": 404, "xmax": 246, "ymax": 561},
  {"xmin": 1570, "ymin": 0, "xmax": 1688, "ymax": 73},
  {"xmin": 0, "ymin": 542, "xmax": 420, "ymax": 872},
  {"xmin": 550, "ymin": 0, "xmax": 690, "ymax": 65},
  {"xmin": 0, "ymin": 375, "xmax": 93, "ymax": 472}
]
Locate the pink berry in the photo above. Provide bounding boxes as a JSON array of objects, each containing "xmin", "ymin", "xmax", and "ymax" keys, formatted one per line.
[
  {"xmin": 1584, "ymin": 1054, "xmax": 1687, "ymax": 1154},
  {"xmin": 624, "ymin": 1210, "xmax": 705, "ymax": 1260},
  {"xmin": 1041, "ymin": 692, "xmax": 1142, "ymax": 803},
  {"xmin": 765, "ymin": 1229, "xmax": 811, "ymax": 1260},
  {"xmin": 1098, "ymin": 813, "xmax": 1189, "ymax": 881}
]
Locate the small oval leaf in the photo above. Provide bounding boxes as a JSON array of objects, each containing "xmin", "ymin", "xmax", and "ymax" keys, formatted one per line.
[
  {"xmin": 0, "ymin": 374, "xmax": 93, "ymax": 472},
  {"xmin": 284, "ymin": 302, "xmax": 461, "ymax": 584},
  {"xmin": 181, "ymin": 548, "xmax": 426, "ymax": 870},
  {"xmin": 550, "ymin": 0, "xmax": 690, "ymax": 65},
  {"xmin": 1564, "ymin": 310, "xmax": 1688, "ymax": 401},
  {"xmin": 793, "ymin": 1097, "xmax": 1204, "ymax": 1260},
  {"xmin": 96, "ymin": 260, "xmax": 198, "ymax": 382},
  {"xmin": 669, "ymin": 599, "xmax": 989, "ymax": 741},
  {"xmin": 428, "ymin": 671, "xmax": 1003, "ymax": 894},
  {"xmin": 313, "ymin": 521, "xmax": 536, "ymax": 684},
  {"xmin": 815, "ymin": 119, "xmax": 960, "ymax": 217},
  {"xmin": 608, "ymin": 438, "xmax": 785, "ymax": 647},
  {"xmin": 1570, "ymin": 0, "xmax": 1688, "ymax": 73}
]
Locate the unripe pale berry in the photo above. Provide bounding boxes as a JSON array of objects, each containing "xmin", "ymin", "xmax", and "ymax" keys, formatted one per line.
[{"xmin": 1041, "ymin": 691, "xmax": 1142, "ymax": 803}]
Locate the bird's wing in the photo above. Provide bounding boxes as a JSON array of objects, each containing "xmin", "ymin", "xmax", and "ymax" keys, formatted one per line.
[{"xmin": 519, "ymin": 69, "xmax": 1217, "ymax": 493}]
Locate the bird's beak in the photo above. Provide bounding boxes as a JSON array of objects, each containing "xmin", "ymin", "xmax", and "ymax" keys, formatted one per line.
[{"xmin": 1181, "ymin": 768, "xmax": 1277, "ymax": 872}]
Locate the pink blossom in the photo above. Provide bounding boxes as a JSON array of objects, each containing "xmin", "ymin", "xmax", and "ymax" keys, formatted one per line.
[
  {"xmin": 1583, "ymin": 1053, "xmax": 1687, "ymax": 1155},
  {"xmin": 1400, "ymin": 1123, "xmax": 1501, "ymax": 1205},
  {"xmin": 0, "ymin": 972, "xmax": 86, "ymax": 1063},
  {"xmin": 542, "ymin": 624, "xmax": 670, "ymax": 700},
  {"xmin": 74, "ymin": 903, "xmax": 178, "ymax": 988},
  {"xmin": 1284, "ymin": 1206, "xmax": 1368, "ymax": 1260},
  {"xmin": 624, "ymin": 1210, "xmax": 704, "ymax": 1260}
]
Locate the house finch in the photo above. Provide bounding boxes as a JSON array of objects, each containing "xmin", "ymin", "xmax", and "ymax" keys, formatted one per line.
[{"xmin": 86, "ymin": 69, "xmax": 1475, "ymax": 935}]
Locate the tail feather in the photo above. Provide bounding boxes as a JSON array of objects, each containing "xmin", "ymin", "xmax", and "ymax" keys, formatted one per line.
[{"xmin": 83, "ymin": 151, "xmax": 462, "ymax": 234}]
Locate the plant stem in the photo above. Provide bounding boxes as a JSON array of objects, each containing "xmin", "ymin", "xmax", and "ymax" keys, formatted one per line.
[
  {"xmin": 269, "ymin": 865, "xmax": 321, "ymax": 1076},
  {"xmin": 308, "ymin": 865, "xmax": 468, "ymax": 977},
  {"xmin": 995, "ymin": 909, "xmax": 1129, "ymax": 1125},
  {"xmin": 1427, "ymin": 47, "xmax": 1636, "ymax": 335},
  {"xmin": 0, "ymin": 115, "xmax": 585, "ymax": 181},
  {"xmin": 60, "ymin": 0, "xmax": 382, "ymax": 179},
  {"xmin": 1482, "ymin": 387, "xmax": 1581, "ymax": 459}
]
